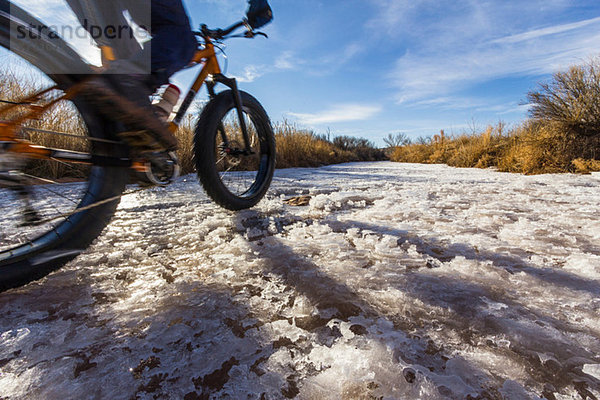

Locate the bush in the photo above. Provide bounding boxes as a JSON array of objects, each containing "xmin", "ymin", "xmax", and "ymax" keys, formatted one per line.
[
  {"xmin": 383, "ymin": 132, "xmax": 411, "ymax": 148},
  {"xmin": 274, "ymin": 122, "xmax": 384, "ymax": 168},
  {"xmin": 527, "ymin": 56, "xmax": 600, "ymax": 137},
  {"xmin": 1, "ymin": 67, "xmax": 385, "ymax": 179},
  {"xmin": 391, "ymin": 57, "xmax": 600, "ymax": 174},
  {"xmin": 332, "ymin": 135, "xmax": 386, "ymax": 161},
  {"xmin": 496, "ymin": 120, "xmax": 600, "ymax": 174},
  {"xmin": 390, "ymin": 120, "xmax": 600, "ymax": 174}
]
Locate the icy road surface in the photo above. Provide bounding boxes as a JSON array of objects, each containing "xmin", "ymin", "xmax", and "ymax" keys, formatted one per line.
[{"xmin": 1, "ymin": 162, "xmax": 600, "ymax": 400}]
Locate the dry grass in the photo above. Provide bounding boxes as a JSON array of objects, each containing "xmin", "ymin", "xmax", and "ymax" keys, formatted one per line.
[
  {"xmin": 0, "ymin": 72, "xmax": 92, "ymax": 180},
  {"xmin": 496, "ymin": 121, "xmax": 600, "ymax": 174},
  {"xmin": 274, "ymin": 121, "xmax": 369, "ymax": 168},
  {"xmin": 173, "ymin": 115, "xmax": 196, "ymax": 175},
  {"xmin": 391, "ymin": 57, "xmax": 600, "ymax": 175},
  {"xmin": 390, "ymin": 121, "xmax": 600, "ymax": 174},
  {"xmin": 571, "ymin": 158, "xmax": 600, "ymax": 173},
  {"xmin": 1, "ymin": 71, "xmax": 384, "ymax": 179},
  {"xmin": 5, "ymin": 56, "xmax": 600, "ymax": 180},
  {"xmin": 176, "ymin": 119, "xmax": 384, "ymax": 174}
]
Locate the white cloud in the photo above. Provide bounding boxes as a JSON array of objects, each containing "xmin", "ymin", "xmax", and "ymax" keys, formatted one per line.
[
  {"xmin": 493, "ymin": 16, "xmax": 600, "ymax": 44},
  {"xmin": 310, "ymin": 42, "xmax": 365, "ymax": 76},
  {"xmin": 319, "ymin": 42, "xmax": 363, "ymax": 66},
  {"xmin": 366, "ymin": 0, "xmax": 430, "ymax": 38},
  {"xmin": 288, "ymin": 104, "xmax": 382, "ymax": 125},
  {"xmin": 233, "ymin": 65, "xmax": 265, "ymax": 83},
  {"xmin": 498, "ymin": 104, "xmax": 532, "ymax": 116},
  {"xmin": 379, "ymin": 2, "xmax": 600, "ymax": 105},
  {"xmin": 275, "ymin": 51, "xmax": 297, "ymax": 70}
]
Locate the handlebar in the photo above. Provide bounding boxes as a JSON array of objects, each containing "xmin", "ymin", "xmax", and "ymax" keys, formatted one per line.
[{"xmin": 195, "ymin": 20, "xmax": 268, "ymax": 41}]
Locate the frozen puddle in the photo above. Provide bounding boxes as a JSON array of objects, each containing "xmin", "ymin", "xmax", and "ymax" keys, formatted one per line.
[{"xmin": 1, "ymin": 162, "xmax": 599, "ymax": 399}]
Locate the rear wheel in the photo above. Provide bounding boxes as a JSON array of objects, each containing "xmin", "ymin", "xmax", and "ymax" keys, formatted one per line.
[
  {"xmin": 195, "ymin": 90, "xmax": 275, "ymax": 210},
  {"xmin": 0, "ymin": 63, "xmax": 128, "ymax": 292}
]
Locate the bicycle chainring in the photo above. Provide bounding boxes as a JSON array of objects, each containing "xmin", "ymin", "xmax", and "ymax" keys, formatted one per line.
[{"xmin": 142, "ymin": 151, "xmax": 180, "ymax": 186}]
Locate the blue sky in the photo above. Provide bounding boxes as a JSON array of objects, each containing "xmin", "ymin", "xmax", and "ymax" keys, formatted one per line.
[{"xmin": 13, "ymin": 0, "xmax": 600, "ymax": 145}]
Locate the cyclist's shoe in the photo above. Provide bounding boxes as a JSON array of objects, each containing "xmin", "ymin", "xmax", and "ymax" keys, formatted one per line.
[{"xmin": 82, "ymin": 75, "xmax": 178, "ymax": 153}]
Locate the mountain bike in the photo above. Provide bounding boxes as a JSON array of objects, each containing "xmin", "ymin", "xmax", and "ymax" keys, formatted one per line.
[{"xmin": 0, "ymin": 1, "xmax": 276, "ymax": 291}]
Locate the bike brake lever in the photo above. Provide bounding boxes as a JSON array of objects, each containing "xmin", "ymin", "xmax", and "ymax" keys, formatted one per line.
[
  {"xmin": 197, "ymin": 24, "xmax": 225, "ymax": 39},
  {"xmin": 244, "ymin": 30, "xmax": 268, "ymax": 39}
]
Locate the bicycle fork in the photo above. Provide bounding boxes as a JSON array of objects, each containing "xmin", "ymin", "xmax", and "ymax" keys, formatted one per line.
[{"xmin": 207, "ymin": 74, "xmax": 255, "ymax": 155}]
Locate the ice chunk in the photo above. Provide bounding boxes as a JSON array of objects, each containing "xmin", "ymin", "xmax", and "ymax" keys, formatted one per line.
[{"xmin": 583, "ymin": 364, "xmax": 600, "ymax": 380}]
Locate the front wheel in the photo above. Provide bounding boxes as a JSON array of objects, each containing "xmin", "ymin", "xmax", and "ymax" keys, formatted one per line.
[{"xmin": 195, "ymin": 90, "xmax": 276, "ymax": 210}]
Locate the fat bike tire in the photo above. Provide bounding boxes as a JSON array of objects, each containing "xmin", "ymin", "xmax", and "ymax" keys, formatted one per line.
[
  {"xmin": 0, "ymin": 5, "xmax": 128, "ymax": 291},
  {"xmin": 194, "ymin": 90, "xmax": 276, "ymax": 211},
  {"xmin": 0, "ymin": 103, "xmax": 128, "ymax": 292}
]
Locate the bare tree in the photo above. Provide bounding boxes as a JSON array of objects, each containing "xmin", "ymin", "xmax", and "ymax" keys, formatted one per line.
[{"xmin": 383, "ymin": 132, "xmax": 411, "ymax": 148}]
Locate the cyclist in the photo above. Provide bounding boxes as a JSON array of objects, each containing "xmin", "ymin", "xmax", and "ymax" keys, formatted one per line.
[{"xmin": 67, "ymin": 0, "xmax": 273, "ymax": 152}]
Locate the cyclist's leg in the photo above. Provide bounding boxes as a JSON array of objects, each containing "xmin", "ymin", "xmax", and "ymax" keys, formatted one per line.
[
  {"xmin": 64, "ymin": 0, "xmax": 195, "ymax": 151},
  {"xmin": 65, "ymin": 1, "xmax": 171, "ymax": 150},
  {"xmin": 149, "ymin": 0, "xmax": 197, "ymax": 88}
]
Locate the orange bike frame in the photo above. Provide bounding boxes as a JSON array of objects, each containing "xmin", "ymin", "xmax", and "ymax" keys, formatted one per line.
[
  {"xmin": 169, "ymin": 40, "xmax": 221, "ymax": 130},
  {"xmin": 0, "ymin": 38, "xmax": 224, "ymax": 169}
]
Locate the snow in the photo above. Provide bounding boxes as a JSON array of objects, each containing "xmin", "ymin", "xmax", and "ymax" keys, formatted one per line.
[
  {"xmin": 0, "ymin": 180, "xmax": 87, "ymax": 252},
  {"xmin": 1, "ymin": 162, "xmax": 599, "ymax": 399},
  {"xmin": 584, "ymin": 364, "xmax": 600, "ymax": 381}
]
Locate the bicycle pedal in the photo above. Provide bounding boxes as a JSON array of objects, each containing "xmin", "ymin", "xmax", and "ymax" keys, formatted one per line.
[{"xmin": 133, "ymin": 151, "xmax": 180, "ymax": 186}]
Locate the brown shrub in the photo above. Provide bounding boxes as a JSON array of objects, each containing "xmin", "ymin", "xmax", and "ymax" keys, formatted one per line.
[
  {"xmin": 527, "ymin": 56, "xmax": 600, "ymax": 137},
  {"xmin": 1, "ymin": 71, "xmax": 381, "ymax": 180},
  {"xmin": 391, "ymin": 120, "xmax": 600, "ymax": 175}
]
